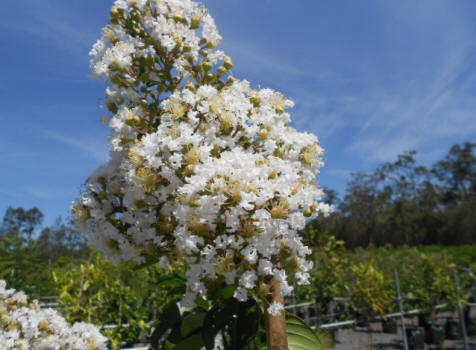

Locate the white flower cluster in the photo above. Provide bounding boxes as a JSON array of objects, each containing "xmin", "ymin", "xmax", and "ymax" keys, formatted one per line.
[
  {"xmin": 0, "ymin": 280, "xmax": 107, "ymax": 350},
  {"xmin": 75, "ymin": 0, "xmax": 331, "ymax": 315}
]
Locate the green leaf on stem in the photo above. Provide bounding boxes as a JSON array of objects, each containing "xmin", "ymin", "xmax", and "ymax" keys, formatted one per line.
[{"xmin": 286, "ymin": 312, "xmax": 335, "ymax": 350}]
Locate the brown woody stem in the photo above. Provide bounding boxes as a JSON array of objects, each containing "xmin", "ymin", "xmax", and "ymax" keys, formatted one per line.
[{"xmin": 264, "ymin": 277, "xmax": 289, "ymax": 350}]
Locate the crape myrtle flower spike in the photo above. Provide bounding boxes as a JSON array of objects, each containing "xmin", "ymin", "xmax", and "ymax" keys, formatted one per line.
[
  {"xmin": 0, "ymin": 280, "xmax": 107, "ymax": 350},
  {"xmin": 74, "ymin": 0, "xmax": 331, "ymax": 316}
]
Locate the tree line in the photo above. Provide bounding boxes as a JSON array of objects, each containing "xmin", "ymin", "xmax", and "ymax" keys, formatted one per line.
[{"xmin": 306, "ymin": 142, "xmax": 476, "ymax": 248}]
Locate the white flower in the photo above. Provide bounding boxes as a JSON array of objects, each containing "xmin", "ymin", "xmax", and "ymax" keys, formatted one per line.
[
  {"xmin": 0, "ymin": 280, "xmax": 107, "ymax": 350},
  {"xmin": 239, "ymin": 271, "xmax": 257, "ymax": 289},
  {"xmin": 267, "ymin": 301, "xmax": 284, "ymax": 317},
  {"xmin": 242, "ymin": 246, "xmax": 258, "ymax": 264},
  {"xmin": 76, "ymin": 0, "xmax": 329, "ymax": 311},
  {"xmin": 233, "ymin": 287, "xmax": 248, "ymax": 302},
  {"xmin": 258, "ymin": 259, "xmax": 274, "ymax": 276}
]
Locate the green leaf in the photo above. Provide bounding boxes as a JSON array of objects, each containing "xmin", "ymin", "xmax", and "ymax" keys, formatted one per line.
[
  {"xmin": 286, "ymin": 313, "xmax": 335, "ymax": 350},
  {"xmin": 175, "ymin": 333, "xmax": 205, "ymax": 350},
  {"xmin": 150, "ymin": 303, "xmax": 182, "ymax": 350},
  {"xmin": 195, "ymin": 296, "xmax": 211, "ymax": 310},
  {"xmin": 202, "ymin": 298, "xmax": 261, "ymax": 350},
  {"xmin": 157, "ymin": 277, "xmax": 187, "ymax": 288},
  {"xmin": 156, "ymin": 273, "xmax": 187, "ymax": 285},
  {"xmin": 220, "ymin": 285, "xmax": 237, "ymax": 300},
  {"xmin": 181, "ymin": 310, "xmax": 207, "ymax": 337}
]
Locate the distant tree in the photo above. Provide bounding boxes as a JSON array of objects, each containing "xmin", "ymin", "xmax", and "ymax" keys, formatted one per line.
[
  {"xmin": 321, "ymin": 187, "xmax": 340, "ymax": 206},
  {"xmin": 339, "ymin": 171, "xmax": 389, "ymax": 246},
  {"xmin": 432, "ymin": 142, "xmax": 476, "ymax": 205},
  {"xmin": 0, "ymin": 207, "xmax": 44, "ymax": 241},
  {"xmin": 38, "ymin": 217, "xmax": 88, "ymax": 261},
  {"xmin": 305, "ymin": 142, "xmax": 476, "ymax": 248},
  {"xmin": 376, "ymin": 151, "xmax": 432, "ymax": 245}
]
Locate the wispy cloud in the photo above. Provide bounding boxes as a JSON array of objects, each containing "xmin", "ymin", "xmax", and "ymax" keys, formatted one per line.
[
  {"xmin": 0, "ymin": 0, "xmax": 97, "ymax": 56},
  {"xmin": 326, "ymin": 168, "xmax": 351, "ymax": 178},
  {"xmin": 38, "ymin": 128, "xmax": 108, "ymax": 163},
  {"xmin": 350, "ymin": 50, "xmax": 476, "ymax": 164},
  {"xmin": 217, "ymin": 1, "xmax": 476, "ymax": 169},
  {"xmin": 23, "ymin": 186, "xmax": 53, "ymax": 200}
]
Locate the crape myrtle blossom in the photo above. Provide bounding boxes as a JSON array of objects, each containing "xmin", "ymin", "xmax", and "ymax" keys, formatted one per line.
[
  {"xmin": 74, "ymin": 0, "xmax": 331, "ymax": 316},
  {"xmin": 0, "ymin": 280, "xmax": 107, "ymax": 350}
]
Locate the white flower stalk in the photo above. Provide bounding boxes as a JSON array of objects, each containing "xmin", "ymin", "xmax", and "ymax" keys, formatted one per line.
[
  {"xmin": 75, "ymin": 0, "xmax": 331, "ymax": 314},
  {"xmin": 0, "ymin": 280, "xmax": 107, "ymax": 350}
]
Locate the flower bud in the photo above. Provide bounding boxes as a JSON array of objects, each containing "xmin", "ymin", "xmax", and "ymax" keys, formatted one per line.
[
  {"xmin": 224, "ymin": 56, "xmax": 233, "ymax": 70},
  {"xmin": 125, "ymin": 113, "xmax": 142, "ymax": 127},
  {"xmin": 172, "ymin": 33, "xmax": 183, "ymax": 48},
  {"xmin": 217, "ymin": 66, "xmax": 228, "ymax": 76},
  {"xmin": 274, "ymin": 147, "xmax": 286, "ymax": 159},
  {"xmin": 222, "ymin": 76, "xmax": 235, "ymax": 87},
  {"xmin": 188, "ymin": 196, "xmax": 201, "ymax": 208},
  {"xmin": 39, "ymin": 320, "xmax": 49, "ymax": 332},
  {"xmin": 198, "ymin": 123, "xmax": 207, "ymax": 132},
  {"xmin": 186, "ymin": 81, "xmax": 196, "ymax": 91},
  {"xmin": 310, "ymin": 202, "xmax": 318, "ymax": 212},
  {"xmin": 268, "ymin": 170, "xmax": 279, "ymax": 180},
  {"xmin": 173, "ymin": 10, "xmax": 185, "ymax": 23},
  {"xmin": 191, "ymin": 14, "xmax": 203, "ymax": 29},
  {"xmin": 140, "ymin": 99, "xmax": 148, "ymax": 108},
  {"xmin": 255, "ymin": 158, "xmax": 269, "ymax": 167},
  {"xmin": 202, "ymin": 60, "xmax": 213, "ymax": 72},
  {"xmin": 188, "ymin": 218, "xmax": 209, "ymax": 236},
  {"xmin": 7, "ymin": 321, "xmax": 21, "ymax": 331},
  {"xmin": 258, "ymin": 129, "xmax": 268, "ymax": 141},
  {"xmin": 1, "ymin": 314, "xmax": 9, "ymax": 326},
  {"xmin": 186, "ymin": 147, "xmax": 201, "ymax": 165},
  {"xmin": 271, "ymin": 100, "xmax": 286, "ymax": 114},
  {"xmin": 169, "ymin": 125, "xmax": 181, "ymax": 139},
  {"xmin": 250, "ymin": 93, "xmax": 261, "ymax": 107},
  {"xmin": 184, "ymin": 164, "xmax": 195, "ymax": 176},
  {"xmin": 207, "ymin": 40, "xmax": 218, "ymax": 49}
]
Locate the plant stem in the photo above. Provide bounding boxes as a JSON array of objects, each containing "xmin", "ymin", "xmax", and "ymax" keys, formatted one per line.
[{"xmin": 264, "ymin": 277, "xmax": 289, "ymax": 350}]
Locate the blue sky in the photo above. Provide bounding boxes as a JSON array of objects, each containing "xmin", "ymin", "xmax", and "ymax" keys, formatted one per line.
[{"xmin": 1, "ymin": 0, "xmax": 475, "ymax": 226}]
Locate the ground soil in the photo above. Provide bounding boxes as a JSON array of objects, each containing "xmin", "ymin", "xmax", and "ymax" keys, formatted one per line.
[{"xmin": 333, "ymin": 311, "xmax": 476, "ymax": 350}]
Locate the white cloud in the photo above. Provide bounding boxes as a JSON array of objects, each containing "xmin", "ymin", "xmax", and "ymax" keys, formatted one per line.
[
  {"xmin": 23, "ymin": 186, "xmax": 53, "ymax": 200},
  {"xmin": 38, "ymin": 128, "xmax": 108, "ymax": 163}
]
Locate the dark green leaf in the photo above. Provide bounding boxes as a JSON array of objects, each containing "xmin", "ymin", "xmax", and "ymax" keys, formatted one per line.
[
  {"xmin": 181, "ymin": 310, "xmax": 206, "ymax": 337},
  {"xmin": 221, "ymin": 286, "xmax": 237, "ymax": 300},
  {"xmin": 175, "ymin": 333, "xmax": 205, "ymax": 350},
  {"xmin": 150, "ymin": 303, "xmax": 182, "ymax": 350},
  {"xmin": 202, "ymin": 298, "xmax": 261, "ymax": 350}
]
